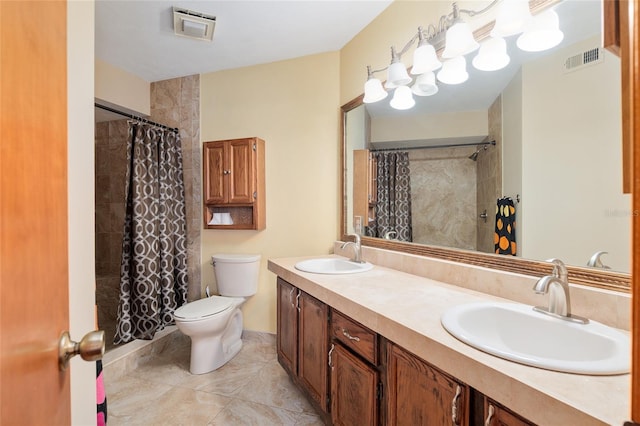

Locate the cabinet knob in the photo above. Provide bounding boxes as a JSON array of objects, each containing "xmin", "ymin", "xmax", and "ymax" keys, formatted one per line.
[{"xmin": 223, "ymin": 170, "xmax": 231, "ymax": 175}]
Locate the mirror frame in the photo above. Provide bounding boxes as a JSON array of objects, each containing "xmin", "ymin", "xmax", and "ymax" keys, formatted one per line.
[{"xmin": 340, "ymin": 92, "xmax": 630, "ymax": 294}]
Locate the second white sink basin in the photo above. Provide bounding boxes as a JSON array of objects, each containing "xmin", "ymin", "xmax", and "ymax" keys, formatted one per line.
[
  {"xmin": 295, "ymin": 258, "xmax": 373, "ymax": 274},
  {"xmin": 441, "ymin": 302, "xmax": 630, "ymax": 375}
]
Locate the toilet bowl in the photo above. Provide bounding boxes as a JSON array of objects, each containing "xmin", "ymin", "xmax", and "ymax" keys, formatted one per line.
[{"xmin": 174, "ymin": 254, "xmax": 260, "ymax": 374}]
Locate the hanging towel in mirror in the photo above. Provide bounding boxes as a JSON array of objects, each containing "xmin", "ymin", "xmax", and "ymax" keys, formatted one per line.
[{"xmin": 494, "ymin": 197, "xmax": 516, "ymax": 256}]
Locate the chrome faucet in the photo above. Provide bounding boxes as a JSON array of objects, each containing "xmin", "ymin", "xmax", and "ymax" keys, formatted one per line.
[
  {"xmin": 587, "ymin": 251, "xmax": 611, "ymax": 269},
  {"xmin": 341, "ymin": 234, "xmax": 364, "ymax": 263},
  {"xmin": 383, "ymin": 230, "xmax": 397, "ymax": 240},
  {"xmin": 533, "ymin": 258, "xmax": 588, "ymax": 324}
]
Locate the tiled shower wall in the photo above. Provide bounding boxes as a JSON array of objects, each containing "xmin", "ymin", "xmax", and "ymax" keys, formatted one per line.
[
  {"xmin": 476, "ymin": 95, "xmax": 503, "ymax": 254},
  {"xmin": 150, "ymin": 75, "xmax": 202, "ymax": 302},
  {"xmin": 95, "ymin": 74, "xmax": 202, "ymax": 349},
  {"xmin": 409, "ymin": 146, "xmax": 478, "ymax": 250},
  {"xmin": 95, "ymin": 119, "xmax": 128, "ymax": 349}
]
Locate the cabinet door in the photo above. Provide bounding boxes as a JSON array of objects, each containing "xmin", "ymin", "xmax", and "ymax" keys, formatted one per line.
[
  {"xmin": 298, "ymin": 291, "xmax": 329, "ymax": 410},
  {"xmin": 228, "ymin": 139, "xmax": 255, "ymax": 203},
  {"xmin": 386, "ymin": 343, "xmax": 468, "ymax": 426},
  {"xmin": 276, "ymin": 278, "xmax": 298, "ymax": 376},
  {"xmin": 484, "ymin": 399, "xmax": 534, "ymax": 426},
  {"xmin": 330, "ymin": 343, "xmax": 378, "ymax": 426},
  {"xmin": 204, "ymin": 141, "xmax": 226, "ymax": 203}
]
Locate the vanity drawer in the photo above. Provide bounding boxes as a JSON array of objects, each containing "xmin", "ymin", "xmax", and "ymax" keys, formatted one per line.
[{"xmin": 331, "ymin": 310, "xmax": 378, "ymax": 364}]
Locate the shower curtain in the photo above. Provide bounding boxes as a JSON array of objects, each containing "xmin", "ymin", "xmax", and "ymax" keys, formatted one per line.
[
  {"xmin": 367, "ymin": 151, "xmax": 413, "ymax": 242},
  {"xmin": 114, "ymin": 122, "xmax": 189, "ymax": 344}
]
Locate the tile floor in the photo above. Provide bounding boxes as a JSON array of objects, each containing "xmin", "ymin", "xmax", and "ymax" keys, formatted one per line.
[{"xmin": 104, "ymin": 331, "xmax": 325, "ymax": 425}]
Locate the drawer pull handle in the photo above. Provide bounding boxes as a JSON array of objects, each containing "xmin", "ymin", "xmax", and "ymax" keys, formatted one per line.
[
  {"xmin": 328, "ymin": 343, "xmax": 335, "ymax": 369},
  {"xmin": 484, "ymin": 403, "xmax": 495, "ymax": 426},
  {"xmin": 295, "ymin": 292, "xmax": 301, "ymax": 312},
  {"xmin": 342, "ymin": 328, "xmax": 361, "ymax": 342},
  {"xmin": 451, "ymin": 385, "xmax": 462, "ymax": 425}
]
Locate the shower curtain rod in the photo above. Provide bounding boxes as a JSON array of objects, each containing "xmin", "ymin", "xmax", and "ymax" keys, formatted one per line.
[
  {"xmin": 371, "ymin": 140, "xmax": 496, "ymax": 152},
  {"xmin": 95, "ymin": 103, "xmax": 179, "ymax": 132}
]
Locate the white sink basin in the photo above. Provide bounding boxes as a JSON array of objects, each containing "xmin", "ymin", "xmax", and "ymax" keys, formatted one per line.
[
  {"xmin": 294, "ymin": 258, "xmax": 373, "ymax": 274},
  {"xmin": 441, "ymin": 302, "xmax": 630, "ymax": 375}
]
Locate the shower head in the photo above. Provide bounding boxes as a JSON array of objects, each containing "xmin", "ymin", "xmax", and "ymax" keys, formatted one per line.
[{"xmin": 468, "ymin": 144, "xmax": 489, "ymax": 161}]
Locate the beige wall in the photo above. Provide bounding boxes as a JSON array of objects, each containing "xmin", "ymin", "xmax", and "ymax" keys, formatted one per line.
[
  {"xmin": 200, "ymin": 52, "xmax": 341, "ymax": 332},
  {"xmin": 509, "ymin": 36, "xmax": 630, "ymax": 271},
  {"xmin": 95, "ymin": 59, "xmax": 151, "ymax": 115},
  {"xmin": 371, "ymin": 110, "xmax": 488, "ymax": 143},
  {"xmin": 68, "ymin": 0, "xmax": 98, "ymax": 423}
]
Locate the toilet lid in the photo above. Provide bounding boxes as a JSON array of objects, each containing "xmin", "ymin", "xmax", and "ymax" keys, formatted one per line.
[{"xmin": 174, "ymin": 296, "xmax": 233, "ymax": 321}]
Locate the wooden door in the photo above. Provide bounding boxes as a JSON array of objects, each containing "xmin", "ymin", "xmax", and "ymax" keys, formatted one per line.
[
  {"xmin": 276, "ymin": 278, "xmax": 298, "ymax": 376},
  {"xmin": 0, "ymin": 1, "xmax": 71, "ymax": 424},
  {"xmin": 386, "ymin": 342, "xmax": 468, "ymax": 426},
  {"xmin": 204, "ymin": 141, "xmax": 227, "ymax": 203},
  {"xmin": 298, "ymin": 291, "xmax": 329, "ymax": 410},
  {"xmin": 228, "ymin": 138, "xmax": 255, "ymax": 203},
  {"xmin": 330, "ymin": 343, "xmax": 379, "ymax": 426}
]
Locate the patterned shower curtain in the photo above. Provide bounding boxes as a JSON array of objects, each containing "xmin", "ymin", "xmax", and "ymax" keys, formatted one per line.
[
  {"xmin": 367, "ymin": 151, "xmax": 413, "ymax": 242},
  {"xmin": 114, "ymin": 122, "xmax": 189, "ymax": 344}
]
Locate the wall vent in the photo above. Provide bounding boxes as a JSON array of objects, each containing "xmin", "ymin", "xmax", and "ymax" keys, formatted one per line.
[
  {"xmin": 563, "ymin": 47, "xmax": 604, "ymax": 73},
  {"xmin": 173, "ymin": 7, "xmax": 216, "ymax": 42}
]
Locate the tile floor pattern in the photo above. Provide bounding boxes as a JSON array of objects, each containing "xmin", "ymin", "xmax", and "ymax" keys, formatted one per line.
[{"xmin": 105, "ymin": 332, "xmax": 325, "ymax": 425}]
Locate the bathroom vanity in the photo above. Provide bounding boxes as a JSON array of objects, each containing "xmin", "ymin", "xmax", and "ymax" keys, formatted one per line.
[{"xmin": 268, "ymin": 252, "xmax": 630, "ymax": 426}]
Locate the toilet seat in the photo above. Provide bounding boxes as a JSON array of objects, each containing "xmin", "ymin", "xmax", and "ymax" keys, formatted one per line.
[{"xmin": 174, "ymin": 296, "xmax": 233, "ymax": 322}]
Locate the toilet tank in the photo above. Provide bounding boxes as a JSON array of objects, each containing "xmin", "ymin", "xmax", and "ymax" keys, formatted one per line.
[{"xmin": 212, "ymin": 254, "xmax": 261, "ymax": 297}]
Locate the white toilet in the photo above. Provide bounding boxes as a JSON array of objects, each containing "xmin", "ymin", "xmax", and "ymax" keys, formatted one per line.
[{"xmin": 174, "ymin": 253, "xmax": 260, "ymax": 374}]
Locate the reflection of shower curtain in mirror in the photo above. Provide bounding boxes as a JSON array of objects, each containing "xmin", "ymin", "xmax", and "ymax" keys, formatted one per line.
[
  {"xmin": 495, "ymin": 197, "xmax": 516, "ymax": 255},
  {"xmin": 367, "ymin": 151, "xmax": 412, "ymax": 241}
]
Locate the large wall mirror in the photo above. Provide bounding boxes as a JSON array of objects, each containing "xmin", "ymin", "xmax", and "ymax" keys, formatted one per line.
[{"xmin": 341, "ymin": 0, "xmax": 631, "ymax": 291}]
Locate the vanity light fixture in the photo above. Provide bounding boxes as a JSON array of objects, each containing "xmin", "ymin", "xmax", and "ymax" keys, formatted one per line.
[
  {"xmin": 472, "ymin": 36, "xmax": 511, "ymax": 71},
  {"xmin": 363, "ymin": 66, "xmax": 389, "ymax": 104},
  {"xmin": 516, "ymin": 8, "xmax": 564, "ymax": 52},
  {"xmin": 437, "ymin": 56, "xmax": 469, "ymax": 85},
  {"xmin": 363, "ymin": 0, "xmax": 564, "ymax": 110}
]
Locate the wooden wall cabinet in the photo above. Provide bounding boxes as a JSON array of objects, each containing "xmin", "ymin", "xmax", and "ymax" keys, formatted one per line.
[
  {"xmin": 353, "ymin": 149, "xmax": 377, "ymax": 230},
  {"xmin": 203, "ymin": 137, "xmax": 265, "ymax": 229},
  {"xmin": 276, "ymin": 278, "xmax": 330, "ymax": 416}
]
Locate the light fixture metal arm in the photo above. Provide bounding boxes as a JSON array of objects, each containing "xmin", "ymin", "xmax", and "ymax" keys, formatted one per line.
[{"xmin": 457, "ymin": 0, "xmax": 500, "ymax": 18}]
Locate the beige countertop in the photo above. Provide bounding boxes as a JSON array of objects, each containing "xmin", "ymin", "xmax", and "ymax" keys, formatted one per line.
[{"xmin": 268, "ymin": 255, "xmax": 630, "ymax": 426}]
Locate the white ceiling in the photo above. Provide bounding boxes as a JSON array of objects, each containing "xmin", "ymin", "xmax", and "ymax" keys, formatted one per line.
[{"xmin": 95, "ymin": 0, "xmax": 393, "ymax": 83}]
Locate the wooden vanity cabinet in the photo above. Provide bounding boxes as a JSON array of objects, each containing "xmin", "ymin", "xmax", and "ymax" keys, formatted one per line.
[
  {"xmin": 329, "ymin": 310, "xmax": 381, "ymax": 426},
  {"xmin": 276, "ymin": 278, "xmax": 329, "ymax": 415},
  {"xmin": 385, "ymin": 341, "xmax": 470, "ymax": 426},
  {"xmin": 203, "ymin": 137, "xmax": 265, "ymax": 230}
]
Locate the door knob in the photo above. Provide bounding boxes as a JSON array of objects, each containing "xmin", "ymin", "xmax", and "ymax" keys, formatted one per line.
[{"xmin": 58, "ymin": 330, "xmax": 105, "ymax": 371}]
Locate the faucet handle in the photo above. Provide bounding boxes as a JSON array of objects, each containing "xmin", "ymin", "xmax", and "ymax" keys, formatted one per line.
[{"xmin": 545, "ymin": 258, "xmax": 567, "ymax": 280}]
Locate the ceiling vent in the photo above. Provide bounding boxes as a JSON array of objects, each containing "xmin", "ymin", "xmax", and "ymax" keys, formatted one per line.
[
  {"xmin": 563, "ymin": 47, "xmax": 604, "ymax": 73},
  {"xmin": 172, "ymin": 7, "xmax": 216, "ymax": 41}
]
